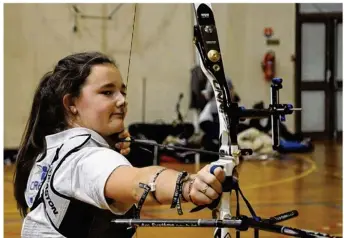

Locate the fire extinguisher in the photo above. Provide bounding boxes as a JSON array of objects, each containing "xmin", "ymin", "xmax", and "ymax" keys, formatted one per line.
[{"xmin": 261, "ymin": 50, "xmax": 275, "ymax": 82}]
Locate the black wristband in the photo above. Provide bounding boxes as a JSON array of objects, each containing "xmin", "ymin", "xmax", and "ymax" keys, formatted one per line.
[
  {"xmin": 170, "ymin": 171, "xmax": 189, "ymax": 215},
  {"xmin": 135, "ymin": 183, "xmax": 151, "ymax": 219},
  {"xmin": 133, "ymin": 168, "xmax": 168, "ymax": 218}
]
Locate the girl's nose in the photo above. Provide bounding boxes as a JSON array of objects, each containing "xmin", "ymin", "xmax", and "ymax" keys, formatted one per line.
[{"xmin": 116, "ymin": 94, "xmax": 126, "ymax": 108}]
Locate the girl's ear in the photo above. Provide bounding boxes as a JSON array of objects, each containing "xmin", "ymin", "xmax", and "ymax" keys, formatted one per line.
[{"xmin": 63, "ymin": 94, "xmax": 77, "ymax": 115}]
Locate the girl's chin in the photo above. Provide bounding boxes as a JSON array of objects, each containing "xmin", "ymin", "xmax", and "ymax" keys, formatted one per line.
[{"xmin": 108, "ymin": 122, "xmax": 125, "ymax": 134}]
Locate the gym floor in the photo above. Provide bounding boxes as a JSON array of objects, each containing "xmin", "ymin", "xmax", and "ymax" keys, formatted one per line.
[{"xmin": 4, "ymin": 141, "xmax": 342, "ymax": 238}]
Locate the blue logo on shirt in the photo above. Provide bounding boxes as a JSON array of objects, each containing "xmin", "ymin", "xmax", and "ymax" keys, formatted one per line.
[
  {"xmin": 40, "ymin": 165, "xmax": 48, "ymax": 180},
  {"xmin": 29, "ymin": 165, "xmax": 49, "ymax": 191}
]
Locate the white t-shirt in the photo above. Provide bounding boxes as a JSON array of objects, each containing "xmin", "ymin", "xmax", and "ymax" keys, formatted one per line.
[{"xmin": 21, "ymin": 127, "xmax": 133, "ymax": 238}]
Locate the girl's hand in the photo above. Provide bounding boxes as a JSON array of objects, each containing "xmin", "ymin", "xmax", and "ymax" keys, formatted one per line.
[
  {"xmin": 187, "ymin": 165, "xmax": 225, "ymax": 205},
  {"xmin": 115, "ymin": 130, "xmax": 131, "ymax": 156}
]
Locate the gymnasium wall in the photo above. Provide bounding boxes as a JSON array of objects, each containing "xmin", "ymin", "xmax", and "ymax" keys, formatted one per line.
[{"xmin": 4, "ymin": 3, "xmax": 296, "ymax": 149}]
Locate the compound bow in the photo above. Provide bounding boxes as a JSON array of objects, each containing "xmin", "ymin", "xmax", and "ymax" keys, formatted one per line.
[{"xmin": 113, "ymin": 3, "xmax": 340, "ymax": 238}]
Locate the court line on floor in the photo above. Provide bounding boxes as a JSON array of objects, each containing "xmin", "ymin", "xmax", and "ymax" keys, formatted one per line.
[{"xmin": 242, "ymin": 156, "xmax": 317, "ymax": 190}]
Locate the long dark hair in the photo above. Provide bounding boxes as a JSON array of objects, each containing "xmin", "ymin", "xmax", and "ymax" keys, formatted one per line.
[{"xmin": 13, "ymin": 51, "xmax": 117, "ymax": 217}]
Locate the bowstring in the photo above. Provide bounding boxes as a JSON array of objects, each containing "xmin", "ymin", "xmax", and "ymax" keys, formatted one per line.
[
  {"xmin": 127, "ymin": 6, "xmax": 138, "ymax": 238},
  {"xmin": 125, "ymin": 3, "xmax": 137, "ymax": 102}
]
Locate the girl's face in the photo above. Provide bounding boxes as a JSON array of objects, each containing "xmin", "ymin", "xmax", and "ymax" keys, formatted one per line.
[{"xmin": 72, "ymin": 63, "xmax": 127, "ymax": 137}]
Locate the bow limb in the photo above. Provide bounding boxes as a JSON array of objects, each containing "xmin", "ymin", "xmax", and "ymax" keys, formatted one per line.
[{"xmin": 193, "ymin": 3, "xmax": 240, "ymax": 157}]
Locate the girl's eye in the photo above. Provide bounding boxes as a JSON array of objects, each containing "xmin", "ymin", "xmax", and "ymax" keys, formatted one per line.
[
  {"xmin": 102, "ymin": 91, "xmax": 113, "ymax": 96},
  {"xmin": 121, "ymin": 91, "xmax": 127, "ymax": 96}
]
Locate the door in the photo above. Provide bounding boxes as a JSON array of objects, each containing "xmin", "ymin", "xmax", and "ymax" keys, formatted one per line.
[{"xmin": 295, "ymin": 3, "xmax": 342, "ymax": 140}]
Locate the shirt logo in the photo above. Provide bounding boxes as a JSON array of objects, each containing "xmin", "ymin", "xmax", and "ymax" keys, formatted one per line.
[{"xmin": 29, "ymin": 165, "xmax": 49, "ymax": 191}]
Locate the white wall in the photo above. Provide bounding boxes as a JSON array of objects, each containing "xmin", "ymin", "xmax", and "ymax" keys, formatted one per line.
[{"xmin": 4, "ymin": 3, "xmax": 296, "ymax": 148}]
